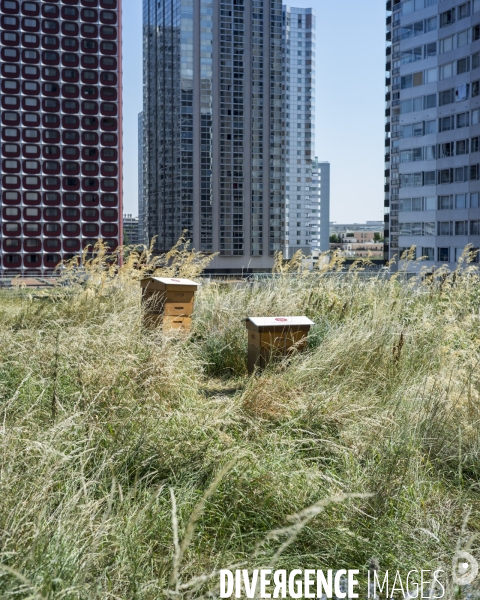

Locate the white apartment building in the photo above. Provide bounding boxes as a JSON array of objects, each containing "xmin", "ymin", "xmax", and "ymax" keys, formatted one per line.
[
  {"xmin": 386, "ymin": 0, "xmax": 480, "ymax": 269},
  {"xmin": 283, "ymin": 6, "xmax": 316, "ymax": 258}
]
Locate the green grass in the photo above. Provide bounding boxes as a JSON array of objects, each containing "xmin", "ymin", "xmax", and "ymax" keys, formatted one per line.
[{"xmin": 0, "ymin": 249, "xmax": 480, "ymax": 598}]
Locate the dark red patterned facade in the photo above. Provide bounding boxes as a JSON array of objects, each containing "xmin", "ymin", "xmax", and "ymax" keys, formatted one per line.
[{"xmin": 0, "ymin": 0, "xmax": 122, "ymax": 275}]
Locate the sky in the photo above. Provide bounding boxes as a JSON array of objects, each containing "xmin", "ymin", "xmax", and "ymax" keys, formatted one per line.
[{"xmin": 121, "ymin": 0, "xmax": 386, "ymax": 224}]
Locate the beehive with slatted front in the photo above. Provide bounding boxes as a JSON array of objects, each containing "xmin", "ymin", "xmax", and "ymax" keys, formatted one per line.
[
  {"xmin": 245, "ymin": 316, "xmax": 314, "ymax": 374},
  {"xmin": 140, "ymin": 277, "xmax": 199, "ymax": 332}
]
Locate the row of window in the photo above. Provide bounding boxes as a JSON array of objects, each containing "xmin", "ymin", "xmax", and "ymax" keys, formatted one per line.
[
  {"xmin": 2, "ymin": 223, "xmax": 117, "ymax": 237},
  {"xmin": 396, "ymin": 29, "xmax": 480, "ymax": 75},
  {"xmin": 399, "ymin": 165, "xmax": 480, "ymax": 186},
  {"xmin": 1, "ymin": 16, "xmax": 117, "ymax": 35},
  {"xmin": 394, "ymin": 138, "xmax": 476, "ymax": 162},
  {"xmin": 399, "ymin": 246, "xmax": 476, "ymax": 262},
  {"xmin": 2, "ymin": 129, "xmax": 118, "ymax": 145},
  {"xmin": 2, "ymin": 145, "xmax": 116, "ymax": 160},
  {"xmin": 2, "ymin": 175, "xmax": 118, "ymax": 191},
  {"xmin": 2, "ymin": 206, "xmax": 118, "ymax": 220},
  {"xmin": 397, "ymin": 54, "xmax": 480, "ymax": 90},
  {"xmin": 1, "ymin": 10, "xmax": 117, "ymax": 26},
  {"xmin": 1, "ymin": 80, "xmax": 117, "ymax": 101},
  {"xmin": 2, "ymin": 48, "xmax": 117, "ymax": 68},
  {"xmin": 394, "ymin": 15, "xmax": 438, "ymax": 42},
  {"xmin": 398, "ymin": 109, "xmax": 480, "ymax": 138},
  {"xmin": 1, "ymin": 248, "xmax": 119, "ymax": 267},
  {"xmin": 2, "ymin": 99, "xmax": 117, "ymax": 116},
  {"xmin": 400, "ymin": 220, "xmax": 480, "ymax": 235},
  {"xmin": 1, "ymin": 65, "xmax": 117, "ymax": 84},
  {"xmin": 0, "ymin": 30, "xmax": 117, "ymax": 55},
  {"xmin": 1, "ymin": 0, "xmax": 117, "ymax": 12},
  {"xmin": 3, "ymin": 234, "xmax": 116, "ymax": 250},
  {"xmin": 3, "ymin": 112, "xmax": 117, "ymax": 127},
  {"xmin": 3, "ymin": 160, "xmax": 117, "ymax": 176},
  {"xmin": 398, "ymin": 0, "xmax": 476, "ymax": 23},
  {"xmin": 2, "ymin": 189, "xmax": 116, "ymax": 200},
  {"xmin": 399, "ymin": 193, "xmax": 480, "ymax": 211},
  {"xmin": 4, "ymin": 237, "xmax": 111, "ymax": 249}
]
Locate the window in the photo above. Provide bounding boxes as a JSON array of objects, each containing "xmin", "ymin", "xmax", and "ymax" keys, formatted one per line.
[
  {"xmin": 472, "ymin": 137, "xmax": 480, "ymax": 153},
  {"xmin": 424, "ymin": 94, "xmax": 436, "ymax": 109},
  {"xmin": 473, "ymin": 109, "xmax": 480, "ymax": 125},
  {"xmin": 425, "ymin": 42, "xmax": 437, "ymax": 58},
  {"xmin": 438, "ymin": 222, "xmax": 452, "ymax": 235},
  {"xmin": 439, "ymin": 116, "xmax": 454, "ymax": 131},
  {"xmin": 456, "ymin": 193, "xmax": 468, "ymax": 208},
  {"xmin": 438, "ymin": 169, "xmax": 453, "ymax": 184},
  {"xmin": 474, "ymin": 53, "xmax": 480, "ymax": 70},
  {"xmin": 439, "ymin": 195, "xmax": 453, "ymax": 210},
  {"xmin": 471, "ymin": 192, "xmax": 480, "ymax": 208},
  {"xmin": 401, "ymin": 173, "xmax": 423, "ymax": 187},
  {"xmin": 457, "ymin": 57, "xmax": 470, "ymax": 75},
  {"xmin": 412, "ymin": 197, "xmax": 422, "ymax": 211},
  {"xmin": 438, "ymin": 248, "xmax": 450, "ymax": 262},
  {"xmin": 426, "ymin": 16, "xmax": 437, "ymax": 32},
  {"xmin": 471, "ymin": 220, "xmax": 480, "ymax": 234},
  {"xmin": 424, "ymin": 171, "xmax": 436, "ymax": 186},
  {"xmin": 425, "ymin": 120, "xmax": 436, "ymax": 134},
  {"xmin": 439, "ymin": 142, "xmax": 454, "ymax": 158},
  {"xmin": 458, "ymin": 2, "xmax": 470, "ymax": 19},
  {"xmin": 457, "ymin": 29, "xmax": 470, "ymax": 47},
  {"xmin": 440, "ymin": 35, "xmax": 453, "ymax": 53},
  {"xmin": 399, "ymin": 198, "xmax": 412, "ymax": 211},
  {"xmin": 425, "ymin": 68, "xmax": 437, "ymax": 83},
  {"xmin": 440, "ymin": 62, "xmax": 453, "ymax": 80},
  {"xmin": 440, "ymin": 9, "xmax": 455, "ymax": 28},
  {"xmin": 457, "ymin": 112, "xmax": 470, "ymax": 128},
  {"xmin": 455, "ymin": 166, "xmax": 467, "ymax": 182},
  {"xmin": 425, "ymin": 146, "xmax": 436, "ymax": 160},
  {"xmin": 422, "ymin": 247, "xmax": 434, "ymax": 260},
  {"xmin": 455, "ymin": 140, "xmax": 468, "ymax": 157},
  {"xmin": 425, "ymin": 197, "xmax": 436, "ymax": 211}
]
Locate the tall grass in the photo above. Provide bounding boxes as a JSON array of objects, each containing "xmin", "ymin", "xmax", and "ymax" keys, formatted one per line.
[{"xmin": 0, "ymin": 244, "xmax": 479, "ymax": 598}]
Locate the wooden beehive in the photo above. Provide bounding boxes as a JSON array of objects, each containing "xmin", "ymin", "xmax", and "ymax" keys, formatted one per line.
[
  {"xmin": 140, "ymin": 277, "xmax": 199, "ymax": 332},
  {"xmin": 245, "ymin": 316, "xmax": 314, "ymax": 374}
]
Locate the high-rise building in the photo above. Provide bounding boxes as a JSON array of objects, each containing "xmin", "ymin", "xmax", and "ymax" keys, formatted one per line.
[
  {"xmin": 0, "ymin": 0, "xmax": 122, "ymax": 277},
  {"xmin": 385, "ymin": 0, "xmax": 480, "ymax": 269},
  {"xmin": 142, "ymin": 0, "xmax": 285, "ymax": 273},
  {"xmin": 138, "ymin": 111, "xmax": 144, "ymax": 245},
  {"xmin": 282, "ymin": 6, "xmax": 316, "ymax": 258}
]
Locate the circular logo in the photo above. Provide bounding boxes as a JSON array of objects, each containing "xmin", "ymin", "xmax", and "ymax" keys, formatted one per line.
[
  {"xmin": 452, "ymin": 551, "xmax": 478, "ymax": 585},
  {"xmin": 275, "ymin": 318, "xmax": 288, "ymax": 322}
]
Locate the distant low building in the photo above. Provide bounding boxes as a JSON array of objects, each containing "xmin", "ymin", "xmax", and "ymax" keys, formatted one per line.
[
  {"xmin": 330, "ymin": 243, "xmax": 384, "ymax": 259},
  {"xmin": 330, "ymin": 221, "xmax": 384, "ymax": 234},
  {"xmin": 329, "ymin": 224, "xmax": 384, "ymax": 260},
  {"xmin": 123, "ymin": 215, "xmax": 140, "ymax": 247}
]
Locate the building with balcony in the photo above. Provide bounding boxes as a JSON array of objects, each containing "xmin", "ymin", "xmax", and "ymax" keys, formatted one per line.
[
  {"xmin": 0, "ymin": 0, "xmax": 122, "ymax": 276},
  {"xmin": 385, "ymin": 0, "xmax": 480, "ymax": 269}
]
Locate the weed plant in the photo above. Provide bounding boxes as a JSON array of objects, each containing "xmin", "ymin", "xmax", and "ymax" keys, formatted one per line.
[{"xmin": 0, "ymin": 242, "xmax": 479, "ymax": 598}]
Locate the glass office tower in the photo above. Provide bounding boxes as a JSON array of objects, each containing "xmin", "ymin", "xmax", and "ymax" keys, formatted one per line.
[
  {"xmin": 142, "ymin": 0, "xmax": 284, "ymax": 272},
  {"xmin": 0, "ymin": 0, "xmax": 122, "ymax": 276},
  {"xmin": 385, "ymin": 0, "xmax": 480, "ymax": 269}
]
